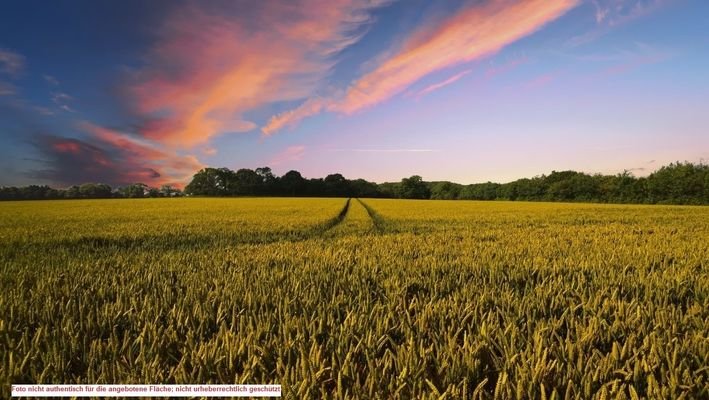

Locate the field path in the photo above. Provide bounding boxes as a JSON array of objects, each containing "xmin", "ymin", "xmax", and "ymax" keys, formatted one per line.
[
  {"xmin": 317, "ymin": 197, "xmax": 351, "ymax": 232},
  {"xmin": 356, "ymin": 198, "xmax": 387, "ymax": 233},
  {"xmin": 322, "ymin": 197, "xmax": 378, "ymax": 237}
]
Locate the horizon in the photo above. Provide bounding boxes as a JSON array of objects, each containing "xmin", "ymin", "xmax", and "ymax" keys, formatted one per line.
[
  {"xmin": 2, "ymin": 159, "xmax": 702, "ymax": 190},
  {"xmin": 1, "ymin": 0, "xmax": 708, "ymax": 188}
]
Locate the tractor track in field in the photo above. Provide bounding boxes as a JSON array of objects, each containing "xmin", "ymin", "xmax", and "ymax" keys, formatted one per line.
[
  {"xmin": 32, "ymin": 198, "xmax": 355, "ymax": 254},
  {"xmin": 356, "ymin": 198, "xmax": 387, "ymax": 233},
  {"xmin": 318, "ymin": 198, "xmax": 351, "ymax": 234},
  {"xmin": 19, "ymin": 197, "xmax": 365, "ymax": 257}
]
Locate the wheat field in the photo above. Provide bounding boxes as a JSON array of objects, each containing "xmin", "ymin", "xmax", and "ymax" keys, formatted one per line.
[{"xmin": 1, "ymin": 198, "xmax": 707, "ymax": 399}]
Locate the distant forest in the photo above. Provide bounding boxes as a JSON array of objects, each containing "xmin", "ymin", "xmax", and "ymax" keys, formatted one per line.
[{"xmin": 1, "ymin": 162, "xmax": 708, "ymax": 205}]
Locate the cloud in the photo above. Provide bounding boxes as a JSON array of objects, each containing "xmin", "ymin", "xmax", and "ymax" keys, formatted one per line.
[
  {"xmin": 592, "ymin": 1, "xmax": 610, "ymax": 23},
  {"xmin": 567, "ymin": 0, "xmax": 668, "ymax": 47},
  {"xmin": 333, "ymin": 0, "xmax": 578, "ymax": 114},
  {"xmin": 29, "ymin": 123, "xmax": 204, "ymax": 188},
  {"xmin": 485, "ymin": 56, "xmax": 530, "ymax": 79},
  {"xmin": 50, "ymin": 91, "xmax": 77, "ymax": 113},
  {"xmin": 262, "ymin": 97, "xmax": 330, "ymax": 136},
  {"xmin": 33, "ymin": 106, "xmax": 55, "ymax": 116},
  {"xmin": 0, "ymin": 48, "xmax": 24, "ymax": 77},
  {"xmin": 327, "ymin": 148, "xmax": 438, "ymax": 153},
  {"xmin": 43, "ymin": 74, "xmax": 59, "ymax": 86},
  {"xmin": 0, "ymin": 81, "xmax": 17, "ymax": 96},
  {"xmin": 81, "ymin": 122, "xmax": 204, "ymax": 185},
  {"xmin": 414, "ymin": 69, "xmax": 472, "ymax": 98},
  {"xmin": 51, "ymin": 92, "xmax": 73, "ymax": 104},
  {"xmin": 130, "ymin": 0, "xmax": 389, "ymax": 148},
  {"xmin": 522, "ymin": 72, "xmax": 556, "ymax": 90},
  {"xmin": 262, "ymin": 0, "xmax": 578, "ymax": 134},
  {"xmin": 600, "ymin": 52, "xmax": 669, "ymax": 76},
  {"xmin": 0, "ymin": 49, "xmax": 24, "ymax": 96},
  {"xmin": 580, "ymin": 42, "xmax": 672, "ymax": 80},
  {"xmin": 270, "ymin": 145, "xmax": 306, "ymax": 166},
  {"xmin": 202, "ymin": 147, "xmax": 217, "ymax": 156},
  {"xmin": 593, "ymin": 0, "xmax": 666, "ymax": 26},
  {"xmin": 31, "ymin": 135, "xmax": 125, "ymax": 186}
]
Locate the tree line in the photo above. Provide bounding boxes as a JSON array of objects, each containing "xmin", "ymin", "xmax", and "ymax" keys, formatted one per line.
[
  {"xmin": 0, "ymin": 183, "xmax": 182, "ymax": 200},
  {"xmin": 1, "ymin": 162, "xmax": 707, "ymax": 204}
]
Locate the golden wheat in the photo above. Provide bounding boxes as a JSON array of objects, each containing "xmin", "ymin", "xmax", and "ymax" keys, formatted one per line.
[{"xmin": 0, "ymin": 198, "xmax": 707, "ymax": 399}]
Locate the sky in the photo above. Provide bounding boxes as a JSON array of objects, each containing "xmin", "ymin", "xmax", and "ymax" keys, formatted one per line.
[{"xmin": 0, "ymin": 0, "xmax": 708, "ymax": 187}]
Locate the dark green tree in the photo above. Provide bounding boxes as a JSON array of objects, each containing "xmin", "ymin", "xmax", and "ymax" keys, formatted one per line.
[{"xmin": 397, "ymin": 175, "xmax": 430, "ymax": 199}]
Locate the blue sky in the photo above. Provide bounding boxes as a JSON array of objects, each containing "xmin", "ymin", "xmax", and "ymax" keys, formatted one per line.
[{"xmin": 0, "ymin": 0, "xmax": 707, "ymax": 187}]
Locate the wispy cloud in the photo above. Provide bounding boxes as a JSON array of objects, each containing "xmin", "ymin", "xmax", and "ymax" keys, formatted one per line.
[
  {"xmin": 584, "ymin": 42, "xmax": 672, "ymax": 80},
  {"xmin": 130, "ymin": 0, "xmax": 389, "ymax": 148},
  {"xmin": 262, "ymin": 97, "xmax": 330, "ymax": 136},
  {"xmin": 413, "ymin": 69, "xmax": 473, "ymax": 98},
  {"xmin": 522, "ymin": 72, "xmax": 556, "ymax": 90},
  {"xmin": 51, "ymin": 92, "xmax": 72, "ymax": 104},
  {"xmin": 333, "ymin": 0, "xmax": 578, "ymax": 114},
  {"xmin": 262, "ymin": 0, "xmax": 579, "ymax": 134},
  {"xmin": 567, "ymin": 0, "xmax": 669, "ymax": 47},
  {"xmin": 26, "ymin": 120, "xmax": 205, "ymax": 188},
  {"xmin": 25, "ymin": 0, "xmax": 391, "ymax": 186},
  {"xmin": 33, "ymin": 106, "xmax": 55, "ymax": 116},
  {"xmin": 485, "ymin": 56, "xmax": 530, "ymax": 79},
  {"xmin": 594, "ymin": 0, "xmax": 667, "ymax": 26},
  {"xmin": 50, "ymin": 91, "xmax": 77, "ymax": 113},
  {"xmin": 80, "ymin": 122, "xmax": 204, "ymax": 186},
  {"xmin": 327, "ymin": 148, "xmax": 438, "ymax": 153},
  {"xmin": 0, "ymin": 48, "xmax": 24, "ymax": 77},
  {"xmin": 270, "ymin": 145, "xmax": 306, "ymax": 166},
  {"xmin": 0, "ymin": 81, "xmax": 17, "ymax": 96},
  {"xmin": 43, "ymin": 74, "xmax": 59, "ymax": 86}
]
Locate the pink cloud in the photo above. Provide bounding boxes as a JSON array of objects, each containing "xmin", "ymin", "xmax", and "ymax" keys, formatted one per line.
[
  {"xmin": 52, "ymin": 141, "xmax": 82, "ymax": 154},
  {"xmin": 485, "ymin": 56, "xmax": 530, "ymax": 79},
  {"xmin": 414, "ymin": 69, "xmax": 473, "ymax": 98},
  {"xmin": 333, "ymin": 0, "xmax": 579, "ymax": 114},
  {"xmin": 130, "ymin": 0, "xmax": 388, "ymax": 148},
  {"xmin": 80, "ymin": 122, "xmax": 204, "ymax": 187},
  {"xmin": 522, "ymin": 72, "xmax": 556, "ymax": 90},
  {"xmin": 270, "ymin": 145, "xmax": 306, "ymax": 166},
  {"xmin": 262, "ymin": 97, "xmax": 330, "ymax": 136},
  {"xmin": 262, "ymin": 0, "xmax": 578, "ymax": 134}
]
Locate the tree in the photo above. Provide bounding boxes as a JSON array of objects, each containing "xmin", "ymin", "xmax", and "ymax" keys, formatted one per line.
[
  {"xmin": 184, "ymin": 168, "xmax": 234, "ymax": 196},
  {"xmin": 646, "ymin": 162, "xmax": 708, "ymax": 204},
  {"xmin": 351, "ymin": 179, "xmax": 380, "ymax": 198},
  {"xmin": 255, "ymin": 167, "xmax": 277, "ymax": 195},
  {"xmin": 233, "ymin": 168, "xmax": 262, "ymax": 195},
  {"xmin": 324, "ymin": 173, "xmax": 349, "ymax": 197},
  {"xmin": 398, "ymin": 175, "xmax": 430, "ymax": 199},
  {"xmin": 280, "ymin": 170, "xmax": 307, "ymax": 196},
  {"xmin": 119, "ymin": 183, "xmax": 148, "ymax": 198},
  {"xmin": 430, "ymin": 182, "xmax": 461, "ymax": 200},
  {"xmin": 160, "ymin": 184, "xmax": 181, "ymax": 197},
  {"xmin": 78, "ymin": 183, "xmax": 112, "ymax": 198}
]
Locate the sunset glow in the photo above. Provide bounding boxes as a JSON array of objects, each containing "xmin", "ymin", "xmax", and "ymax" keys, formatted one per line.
[{"xmin": 1, "ymin": 0, "xmax": 707, "ymax": 187}]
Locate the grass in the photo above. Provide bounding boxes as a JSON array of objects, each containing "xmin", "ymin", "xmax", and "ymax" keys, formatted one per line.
[{"xmin": 1, "ymin": 198, "xmax": 707, "ymax": 399}]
